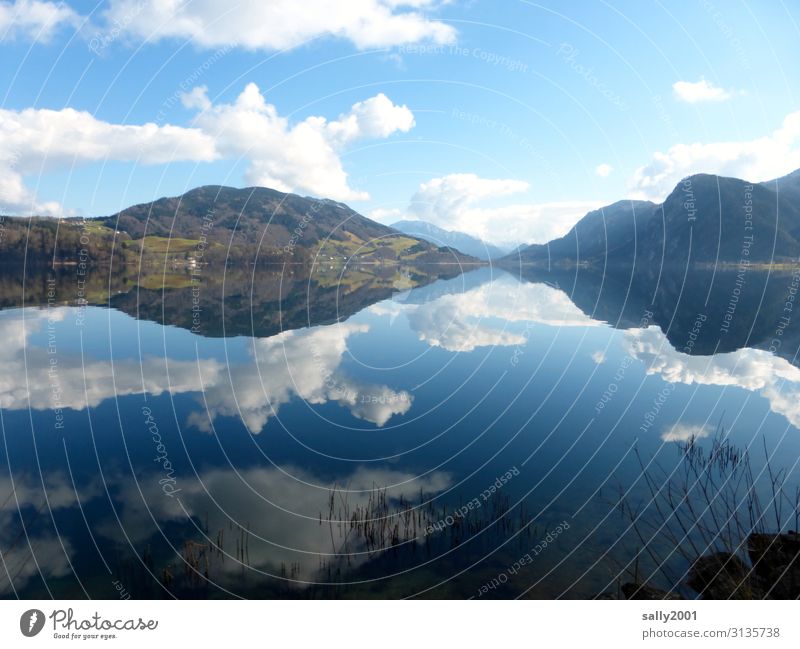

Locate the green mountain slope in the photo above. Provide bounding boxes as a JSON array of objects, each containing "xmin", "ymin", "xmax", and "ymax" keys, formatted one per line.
[{"xmin": 1, "ymin": 185, "xmax": 478, "ymax": 267}]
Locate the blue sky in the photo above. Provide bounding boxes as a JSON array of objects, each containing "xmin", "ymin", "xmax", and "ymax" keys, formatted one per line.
[{"xmin": 1, "ymin": 0, "xmax": 798, "ymax": 246}]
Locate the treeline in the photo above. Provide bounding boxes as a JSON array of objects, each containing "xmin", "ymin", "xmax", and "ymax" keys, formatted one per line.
[
  {"xmin": 0, "ymin": 216, "xmax": 312, "ymax": 267},
  {"xmin": 0, "ymin": 217, "xmax": 125, "ymax": 266}
]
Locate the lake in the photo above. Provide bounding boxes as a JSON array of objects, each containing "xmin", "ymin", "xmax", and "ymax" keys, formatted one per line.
[{"xmin": 2, "ymin": 262, "xmax": 799, "ymax": 598}]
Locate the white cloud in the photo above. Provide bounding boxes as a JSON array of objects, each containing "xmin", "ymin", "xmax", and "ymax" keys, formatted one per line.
[
  {"xmin": 185, "ymin": 84, "xmax": 414, "ymax": 202},
  {"xmin": 0, "ymin": 532, "xmax": 73, "ymax": 594},
  {"xmin": 624, "ymin": 326, "xmax": 800, "ymax": 429},
  {"xmin": 595, "ymin": 163, "xmax": 613, "ymax": 178},
  {"xmin": 193, "ymin": 321, "xmax": 413, "ymax": 432},
  {"xmin": 371, "ymin": 274, "xmax": 599, "ymax": 352},
  {"xmin": 401, "ymin": 172, "xmax": 600, "ymax": 247},
  {"xmin": 408, "ymin": 302, "xmax": 527, "ymax": 352},
  {"xmin": 0, "ymin": 309, "xmax": 411, "ymax": 432},
  {"xmin": 0, "ymin": 170, "xmax": 61, "ymax": 216},
  {"xmin": 630, "ymin": 111, "xmax": 800, "ymax": 201},
  {"xmin": 0, "ymin": 105, "xmax": 216, "ymax": 214},
  {"xmin": 661, "ymin": 422, "xmax": 713, "ymax": 442},
  {"xmin": 2, "ymin": 109, "xmax": 215, "ymax": 168},
  {"xmin": 0, "ymin": 461, "xmax": 452, "ymax": 593},
  {"xmin": 179, "ymin": 85, "xmax": 212, "ymax": 112},
  {"xmin": 325, "ymin": 93, "xmax": 416, "ymax": 145},
  {"xmin": 672, "ymin": 79, "xmax": 731, "ymax": 103},
  {"xmin": 481, "ymin": 201, "xmax": 603, "ymax": 246},
  {"xmin": 102, "ymin": 463, "xmax": 452, "ymax": 584},
  {"xmin": 412, "ymin": 174, "xmax": 530, "ymax": 213},
  {"xmin": 0, "ymin": 310, "xmax": 222, "ymax": 409},
  {"xmin": 0, "ymin": 471, "xmax": 101, "ymax": 594},
  {"xmin": 103, "ymin": 0, "xmax": 455, "ymax": 51},
  {"xmin": 0, "ymin": 0, "xmax": 77, "ymax": 41},
  {"xmin": 370, "ymin": 207, "xmax": 406, "ymax": 223},
  {"xmin": 591, "ymin": 350, "xmax": 606, "ymax": 364},
  {"xmin": 0, "ymin": 84, "xmax": 415, "ymax": 213}
]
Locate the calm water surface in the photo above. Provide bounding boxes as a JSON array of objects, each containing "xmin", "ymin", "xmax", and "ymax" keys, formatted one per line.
[{"xmin": 2, "ymin": 265, "xmax": 799, "ymax": 598}]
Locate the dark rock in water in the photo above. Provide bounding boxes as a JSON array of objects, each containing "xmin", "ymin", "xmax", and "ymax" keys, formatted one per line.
[
  {"xmin": 748, "ymin": 532, "xmax": 800, "ymax": 599},
  {"xmin": 621, "ymin": 583, "xmax": 682, "ymax": 600},
  {"xmin": 595, "ymin": 590, "xmax": 620, "ymax": 600},
  {"xmin": 688, "ymin": 552, "xmax": 756, "ymax": 599},
  {"xmin": 685, "ymin": 533, "xmax": 800, "ymax": 599}
]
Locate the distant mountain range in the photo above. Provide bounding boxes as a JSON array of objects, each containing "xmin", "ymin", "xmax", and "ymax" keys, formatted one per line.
[
  {"xmin": 0, "ymin": 185, "xmax": 478, "ymax": 267},
  {"xmin": 508, "ymin": 169, "xmax": 800, "ymax": 269},
  {"xmin": 391, "ymin": 219, "xmax": 508, "ymax": 260},
  {"xmin": 105, "ymin": 185, "xmax": 481, "ymax": 265},
  {"xmin": 5, "ymin": 169, "xmax": 800, "ymax": 271}
]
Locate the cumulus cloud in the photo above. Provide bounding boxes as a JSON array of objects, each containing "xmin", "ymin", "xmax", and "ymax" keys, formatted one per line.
[
  {"xmin": 385, "ymin": 172, "xmax": 599, "ymax": 247},
  {"xmin": 102, "ymin": 0, "xmax": 455, "ymax": 51},
  {"xmin": 0, "ymin": 310, "xmax": 222, "ymax": 410},
  {"xmin": 192, "ymin": 321, "xmax": 412, "ymax": 432},
  {"xmin": 661, "ymin": 422, "xmax": 713, "ymax": 442},
  {"xmin": 1, "ymin": 461, "xmax": 451, "ymax": 592},
  {"xmin": 370, "ymin": 207, "xmax": 406, "ymax": 223},
  {"xmin": 595, "ymin": 163, "xmax": 613, "ymax": 178},
  {"xmin": 408, "ymin": 304, "xmax": 527, "ymax": 352},
  {"xmin": 100, "ymin": 463, "xmax": 452, "ymax": 584},
  {"xmin": 0, "ymin": 84, "xmax": 414, "ymax": 213},
  {"xmin": 0, "ymin": 532, "xmax": 73, "ymax": 594},
  {"xmin": 0, "ymin": 309, "xmax": 411, "ymax": 432},
  {"xmin": 0, "ymin": 471, "xmax": 100, "ymax": 594},
  {"xmin": 0, "ymin": 0, "xmax": 77, "ymax": 41},
  {"xmin": 372, "ymin": 274, "xmax": 599, "ymax": 352},
  {"xmin": 186, "ymin": 84, "xmax": 414, "ymax": 201},
  {"xmin": 630, "ymin": 111, "xmax": 800, "ymax": 201},
  {"xmin": 0, "ymin": 170, "xmax": 61, "ymax": 215},
  {"xmin": 591, "ymin": 350, "xmax": 606, "ymax": 364},
  {"xmin": 324, "ymin": 93, "xmax": 416, "ymax": 145},
  {"xmin": 0, "ymin": 108, "xmax": 215, "ymax": 168},
  {"xmin": 624, "ymin": 326, "xmax": 800, "ymax": 429},
  {"xmin": 411, "ymin": 174, "xmax": 530, "ymax": 216},
  {"xmin": 672, "ymin": 79, "xmax": 732, "ymax": 103},
  {"xmin": 0, "ymin": 105, "xmax": 216, "ymax": 214}
]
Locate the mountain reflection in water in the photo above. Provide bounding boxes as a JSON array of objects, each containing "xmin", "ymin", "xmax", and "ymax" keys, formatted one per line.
[{"xmin": 1, "ymin": 262, "xmax": 799, "ymax": 598}]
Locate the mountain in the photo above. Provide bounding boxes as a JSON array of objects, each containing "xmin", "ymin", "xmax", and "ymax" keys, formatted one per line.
[
  {"xmin": 103, "ymin": 185, "xmax": 481, "ymax": 265},
  {"xmin": 509, "ymin": 200, "xmax": 656, "ymax": 268},
  {"xmin": 391, "ymin": 219, "xmax": 507, "ymax": 260},
  {"xmin": 107, "ymin": 185, "xmax": 391, "ymax": 248},
  {"xmin": 515, "ymin": 263, "xmax": 800, "ymax": 365},
  {"xmin": 764, "ymin": 168, "xmax": 800, "ymax": 204},
  {"xmin": 508, "ymin": 169, "xmax": 800, "ymax": 269},
  {"xmin": 0, "ymin": 185, "xmax": 479, "ymax": 267},
  {"xmin": 503, "ymin": 244, "xmax": 528, "ymax": 258}
]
